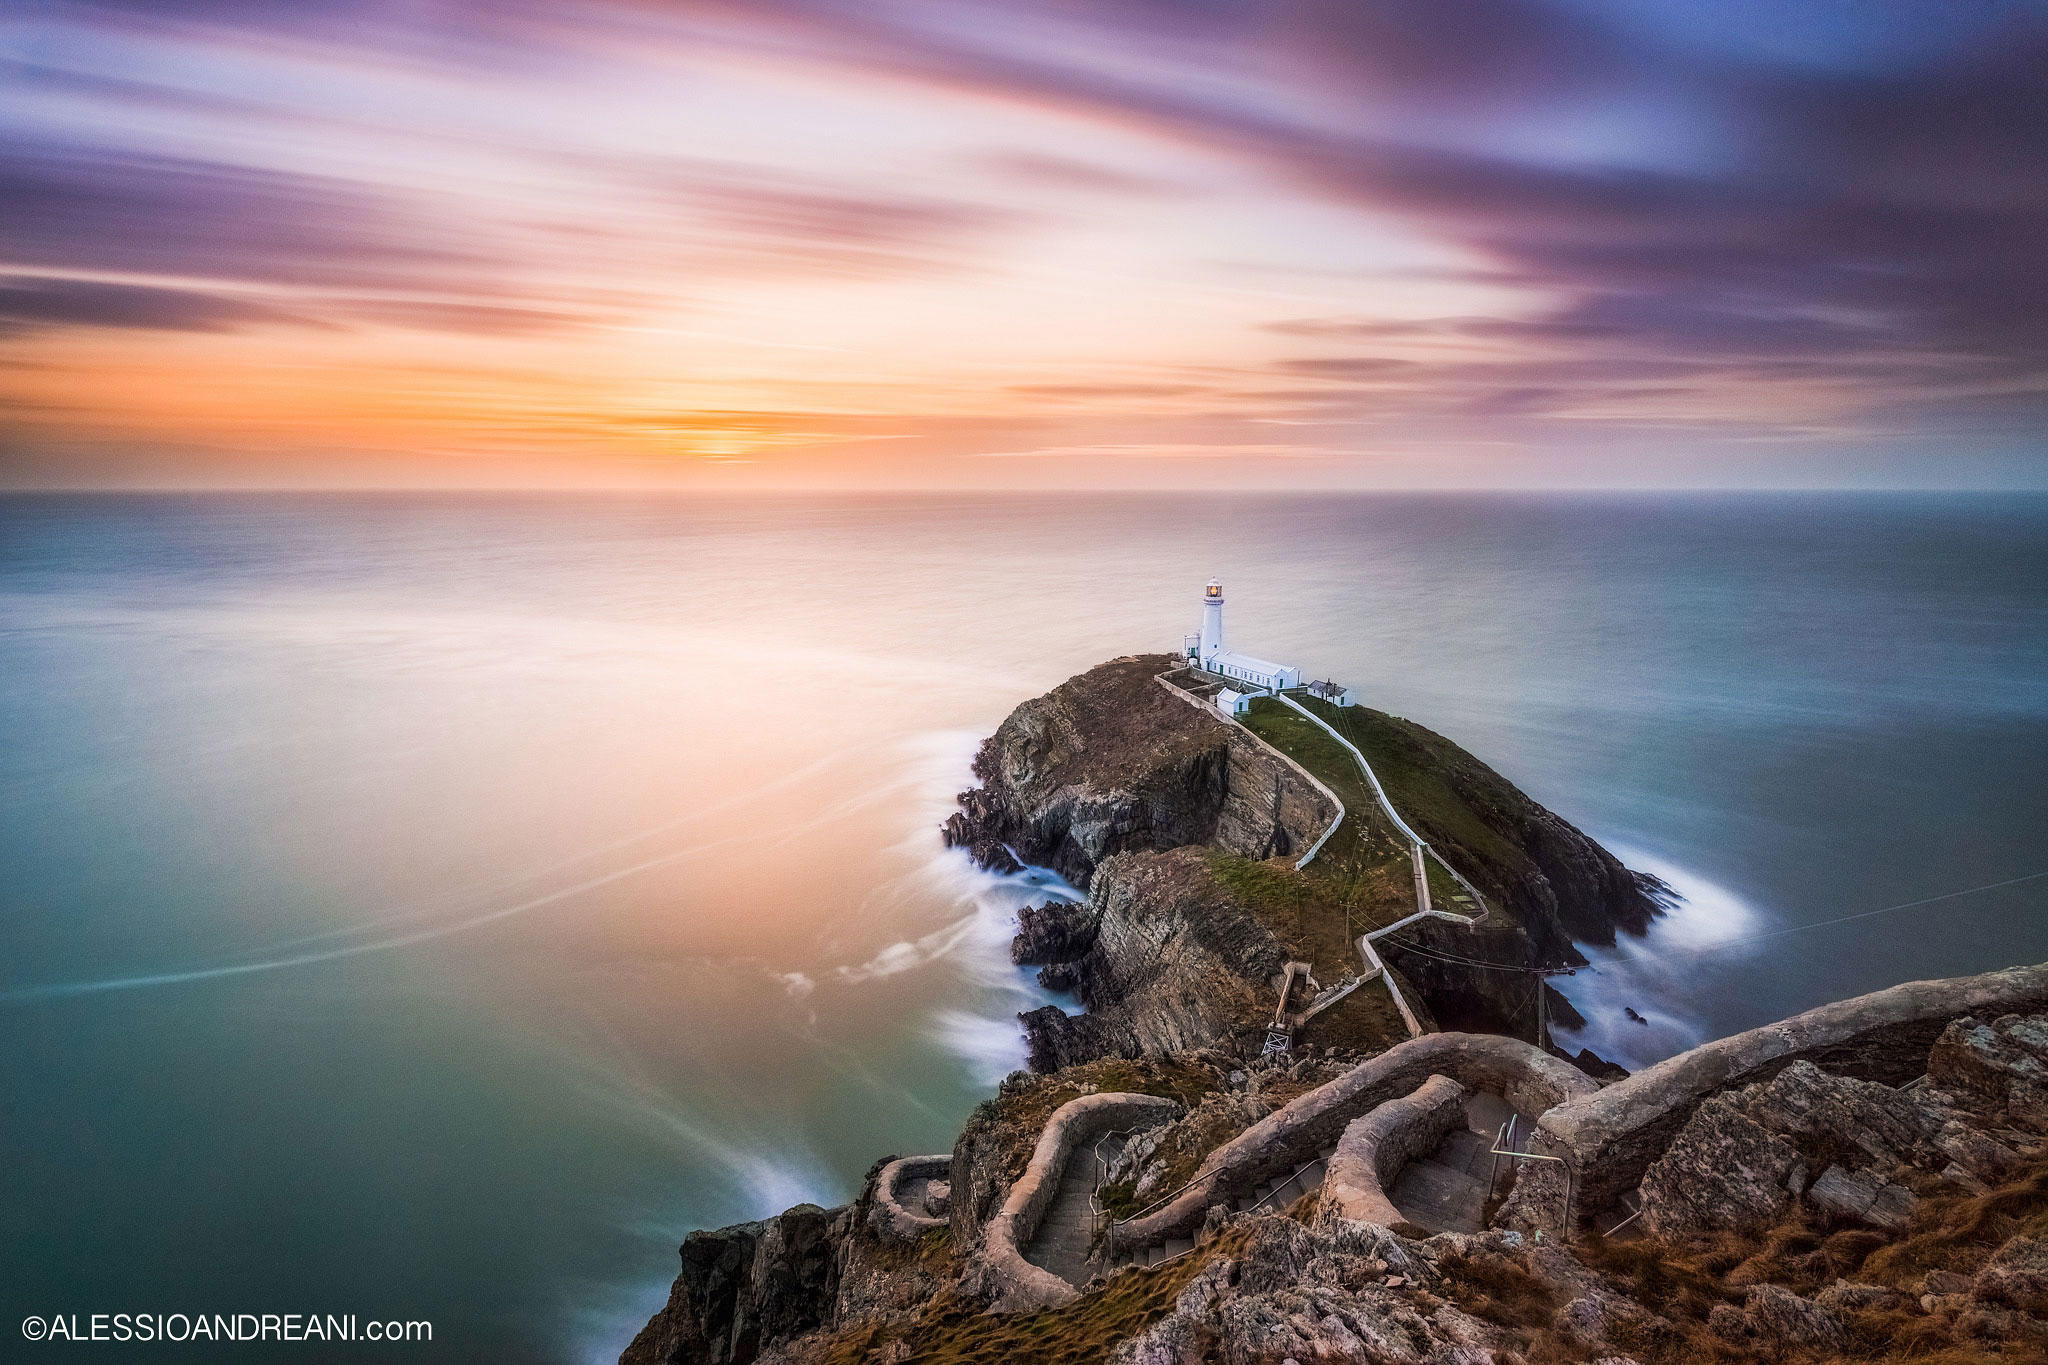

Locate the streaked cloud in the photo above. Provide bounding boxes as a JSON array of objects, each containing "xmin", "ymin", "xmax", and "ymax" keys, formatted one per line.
[
  {"xmin": 1, "ymin": 0, "xmax": 2043, "ymax": 486},
  {"xmin": 0, "ymin": 275, "xmax": 307, "ymax": 334}
]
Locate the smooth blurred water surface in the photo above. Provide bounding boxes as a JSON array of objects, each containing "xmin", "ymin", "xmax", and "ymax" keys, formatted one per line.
[{"xmin": 3, "ymin": 491, "xmax": 2045, "ymax": 1361}]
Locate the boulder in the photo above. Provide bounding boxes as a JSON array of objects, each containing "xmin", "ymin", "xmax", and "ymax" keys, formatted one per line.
[
  {"xmin": 1743, "ymin": 1283, "xmax": 1847, "ymax": 1350},
  {"xmin": 1011, "ymin": 900, "xmax": 1096, "ymax": 966},
  {"xmin": 1737, "ymin": 1059, "xmax": 1939, "ymax": 1170},
  {"xmin": 1929, "ymin": 1017, "xmax": 2048, "ymax": 1110},
  {"xmin": 1974, "ymin": 1235, "xmax": 2048, "ymax": 1315},
  {"xmin": 1551, "ymin": 1292, "xmax": 1662, "ymax": 1352},
  {"xmin": 1806, "ymin": 1165, "xmax": 1918, "ymax": 1232},
  {"xmin": 1638, "ymin": 1093, "xmax": 1799, "ymax": 1234},
  {"xmin": 1933, "ymin": 1119, "xmax": 2023, "ymax": 1183}
]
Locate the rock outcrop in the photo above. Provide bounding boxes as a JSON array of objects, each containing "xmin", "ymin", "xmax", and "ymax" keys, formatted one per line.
[
  {"xmin": 1015, "ymin": 847, "xmax": 1295, "ymax": 1070},
  {"xmin": 623, "ymin": 651, "xmax": 2048, "ymax": 1365},
  {"xmin": 1634, "ymin": 1022, "xmax": 2048, "ymax": 1238},
  {"xmin": 1543, "ymin": 961, "xmax": 2048, "ymax": 1211},
  {"xmin": 941, "ymin": 655, "xmax": 1336, "ymax": 889},
  {"xmin": 622, "ymin": 1203, "xmax": 846, "ymax": 1365},
  {"xmin": 627, "ymin": 967, "xmax": 2048, "ymax": 1365},
  {"xmin": 1009, "ymin": 899, "xmax": 1096, "ymax": 966},
  {"xmin": 948, "ymin": 659, "xmax": 1663, "ymax": 1045}
]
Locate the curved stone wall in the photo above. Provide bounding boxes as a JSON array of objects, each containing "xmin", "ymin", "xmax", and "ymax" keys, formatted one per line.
[
  {"xmin": 1114, "ymin": 1032, "xmax": 1595, "ymax": 1249},
  {"xmin": 869, "ymin": 1154, "xmax": 951, "ymax": 1243},
  {"xmin": 1542, "ymin": 961, "xmax": 2048, "ymax": 1211},
  {"xmin": 1317, "ymin": 1073, "xmax": 1468, "ymax": 1228},
  {"xmin": 977, "ymin": 1091, "xmax": 1182, "ymax": 1313}
]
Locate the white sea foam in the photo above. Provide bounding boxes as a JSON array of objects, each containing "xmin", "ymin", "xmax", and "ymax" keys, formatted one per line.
[
  {"xmin": 861, "ymin": 729, "xmax": 1089, "ymax": 1079},
  {"xmin": 929, "ymin": 1007, "xmax": 1036, "ymax": 1088},
  {"xmin": 835, "ymin": 915, "xmax": 982, "ymax": 983},
  {"xmin": 1549, "ymin": 842, "xmax": 1764, "ymax": 1071}
]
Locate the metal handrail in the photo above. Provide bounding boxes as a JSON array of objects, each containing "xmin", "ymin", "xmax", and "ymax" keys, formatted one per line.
[
  {"xmin": 1107, "ymin": 1163, "xmax": 1227, "ymax": 1250},
  {"xmin": 1601, "ymin": 1194, "xmax": 1645, "ymax": 1237},
  {"xmin": 1247, "ymin": 1149, "xmax": 1329, "ymax": 1214},
  {"xmin": 1087, "ymin": 1127, "xmax": 1140, "ymax": 1236},
  {"xmin": 1487, "ymin": 1114, "xmax": 1576, "ymax": 1230}
]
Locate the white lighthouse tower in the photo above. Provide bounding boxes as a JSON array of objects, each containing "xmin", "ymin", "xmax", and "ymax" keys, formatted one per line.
[
  {"xmin": 1198, "ymin": 578, "xmax": 1225, "ymax": 666},
  {"xmin": 1185, "ymin": 577, "xmax": 1301, "ymax": 694}
]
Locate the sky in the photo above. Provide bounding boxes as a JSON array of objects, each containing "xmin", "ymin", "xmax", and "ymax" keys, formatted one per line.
[{"xmin": 2, "ymin": 0, "xmax": 2045, "ymax": 490}]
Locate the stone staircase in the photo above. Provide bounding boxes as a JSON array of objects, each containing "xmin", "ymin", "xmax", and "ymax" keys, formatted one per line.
[
  {"xmin": 1112, "ymin": 1139, "xmax": 1341, "ymax": 1271},
  {"xmin": 1106, "ymin": 1090, "xmax": 1533, "ymax": 1272},
  {"xmin": 1380, "ymin": 1090, "xmax": 1516, "ymax": 1235},
  {"xmin": 1023, "ymin": 1132, "xmax": 1130, "ymax": 1286}
]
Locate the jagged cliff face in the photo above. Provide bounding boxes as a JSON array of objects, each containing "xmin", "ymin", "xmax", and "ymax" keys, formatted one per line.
[
  {"xmin": 1336, "ymin": 705, "xmax": 1664, "ymax": 948},
  {"xmin": 942, "ymin": 655, "xmax": 1335, "ymax": 888},
  {"xmin": 1016, "ymin": 847, "xmax": 1291, "ymax": 1071},
  {"xmin": 622, "ymin": 1203, "xmax": 845, "ymax": 1365}
]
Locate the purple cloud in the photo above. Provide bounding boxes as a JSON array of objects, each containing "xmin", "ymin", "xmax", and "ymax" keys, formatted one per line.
[{"xmin": 0, "ymin": 144, "xmax": 488, "ymax": 289}]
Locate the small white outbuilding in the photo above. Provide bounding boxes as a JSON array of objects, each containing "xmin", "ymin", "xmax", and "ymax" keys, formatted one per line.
[
  {"xmin": 1306, "ymin": 679, "xmax": 1355, "ymax": 707},
  {"xmin": 1215, "ymin": 687, "xmax": 1251, "ymax": 716}
]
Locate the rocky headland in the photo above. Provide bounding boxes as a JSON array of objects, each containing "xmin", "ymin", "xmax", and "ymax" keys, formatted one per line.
[
  {"xmin": 946, "ymin": 656, "xmax": 1664, "ymax": 1053},
  {"xmin": 624, "ymin": 657, "xmax": 2045, "ymax": 1365}
]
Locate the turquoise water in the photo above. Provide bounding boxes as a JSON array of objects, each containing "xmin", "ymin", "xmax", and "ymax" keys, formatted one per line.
[{"xmin": 4, "ymin": 491, "xmax": 2045, "ymax": 1361}]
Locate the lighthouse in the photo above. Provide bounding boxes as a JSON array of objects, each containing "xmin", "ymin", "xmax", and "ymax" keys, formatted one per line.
[
  {"xmin": 1184, "ymin": 578, "xmax": 1302, "ymax": 693},
  {"xmin": 1199, "ymin": 578, "xmax": 1225, "ymax": 663}
]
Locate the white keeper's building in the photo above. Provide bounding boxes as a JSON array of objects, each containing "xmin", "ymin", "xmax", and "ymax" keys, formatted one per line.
[{"xmin": 1183, "ymin": 579, "xmax": 1301, "ymax": 692}]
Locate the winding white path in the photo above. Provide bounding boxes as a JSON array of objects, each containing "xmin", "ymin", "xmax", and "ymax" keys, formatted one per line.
[
  {"xmin": 1154, "ymin": 668, "xmax": 1503, "ymax": 1045},
  {"xmin": 1268, "ymin": 693, "xmax": 1495, "ymax": 1038}
]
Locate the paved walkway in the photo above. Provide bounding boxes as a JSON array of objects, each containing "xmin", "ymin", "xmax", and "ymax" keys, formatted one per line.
[{"xmin": 1023, "ymin": 1132, "xmax": 1127, "ymax": 1286}]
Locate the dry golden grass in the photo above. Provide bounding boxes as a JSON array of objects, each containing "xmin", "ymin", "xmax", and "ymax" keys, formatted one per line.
[
  {"xmin": 809, "ymin": 1228, "xmax": 1257, "ymax": 1365},
  {"xmin": 1437, "ymin": 1243, "xmax": 1566, "ymax": 1334},
  {"xmin": 1526, "ymin": 1158, "xmax": 2048, "ymax": 1364}
]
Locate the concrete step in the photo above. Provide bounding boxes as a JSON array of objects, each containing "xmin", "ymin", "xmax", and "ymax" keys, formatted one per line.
[{"xmin": 1388, "ymin": 1157, "xmax": 1489, "ymax": 1235}]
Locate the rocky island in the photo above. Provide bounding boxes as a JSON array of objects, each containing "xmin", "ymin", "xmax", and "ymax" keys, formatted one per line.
[{"xmin": 624, "ymin": 656, "xmax": 2048, "ymax": 1365}]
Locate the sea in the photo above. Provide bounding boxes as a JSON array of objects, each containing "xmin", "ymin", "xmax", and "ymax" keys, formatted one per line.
[{"xmin": 3, "ymin": 491, "xmax": 2045, "ymax": 1362}]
